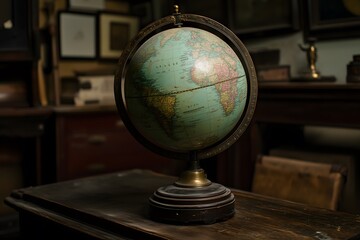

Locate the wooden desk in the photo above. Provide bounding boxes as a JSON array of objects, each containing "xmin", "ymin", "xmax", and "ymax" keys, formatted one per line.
[{"xmin": 5, "ymin": 169, "xmax": 360, "ymax": 239}]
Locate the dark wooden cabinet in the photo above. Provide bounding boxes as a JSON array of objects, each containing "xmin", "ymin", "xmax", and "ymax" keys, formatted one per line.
[
  {"xmin": 0, "ymin": 1, "xmax": 47, "ymax": 229},
  {"xmin": 254, "ymin": 82, "xmax": 360, "ymax": 127},
  {"xmin": 0, "ymin": 0, "xmax": 41, "ymax": 107},
  {"xmin": 53, "ymin": 105, "xmax": 186, "ymax": 182},
  {"xmin": 0, "ymin": 0, "xmax": 38, "ymax": 61},
  {"xmin": 216, "ymin": 83, "xmax": 360, "ymax": 210}
]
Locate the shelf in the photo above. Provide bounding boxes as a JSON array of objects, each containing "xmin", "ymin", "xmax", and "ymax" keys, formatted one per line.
[
  {"xmin": 53, "ymin": 104, "xmax": 117, "ymax": 114},
  {"xmin": 256, "ymin": 82, "xmax": 360, "ymax": 127}
]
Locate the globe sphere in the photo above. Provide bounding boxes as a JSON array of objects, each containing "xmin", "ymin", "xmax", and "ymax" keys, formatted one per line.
[{"xmin": 115, "ymin": 15, "xmax": 257, "ymax": 160}]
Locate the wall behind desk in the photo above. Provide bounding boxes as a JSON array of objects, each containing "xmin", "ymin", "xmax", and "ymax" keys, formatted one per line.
[{"xmin": 244, "ymin": 32, "xmax": 360, "ymax": 83}]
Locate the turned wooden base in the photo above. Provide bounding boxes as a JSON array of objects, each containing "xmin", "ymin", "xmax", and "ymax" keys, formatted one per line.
[{"xmin": 149, "ymin": 182, "xmax": 235, "ymax": 224}]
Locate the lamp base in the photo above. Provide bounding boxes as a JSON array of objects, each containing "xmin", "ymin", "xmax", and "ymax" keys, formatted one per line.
[{"xmin": 149, "ymin": 182, "xmax": 235, "ymax": 224}]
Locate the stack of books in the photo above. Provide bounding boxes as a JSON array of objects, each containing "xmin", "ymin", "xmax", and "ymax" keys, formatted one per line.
[
  {"xmin": 60, "ymin": 72, "xmax": 115, "ymax": 106},
  {"xmin": 74, "ymin": 75, "xmax": 115, "ymax": 106}
]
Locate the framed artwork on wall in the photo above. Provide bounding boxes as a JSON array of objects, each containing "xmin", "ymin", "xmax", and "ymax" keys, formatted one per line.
[
  {"xmin": 98, "ymin": 12, "xmax": 139, "ymax": 60},
  {"xmin": 305, "ymin": 0, "xmax": 360, "ymax": 40},
  {"xmin": 58, "ymin": 11, "xmax": 97, "ymax": 59},
  {"xmin": 227, "ymin": 0, "xmax": 300, "ymax": 38}
]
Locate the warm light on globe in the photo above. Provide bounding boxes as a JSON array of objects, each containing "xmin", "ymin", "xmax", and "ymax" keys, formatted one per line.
[{"xmin": 123, "ymin": 27, "xmax": 248, "ymax": 153}]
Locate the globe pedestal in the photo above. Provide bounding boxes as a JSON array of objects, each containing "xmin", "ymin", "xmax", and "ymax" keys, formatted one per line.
[{"xmin": 149, "ymin": 161, "xmax": 235, "ymax": 224}]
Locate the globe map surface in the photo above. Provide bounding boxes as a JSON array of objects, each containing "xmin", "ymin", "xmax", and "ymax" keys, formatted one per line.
[{"xmin": 122, "ymin": 27, "xmax": 248, "ymax": 154}]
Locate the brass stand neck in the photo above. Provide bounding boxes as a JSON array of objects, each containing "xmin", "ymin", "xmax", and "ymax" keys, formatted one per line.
[{"xmin": 175, "ymin": 168, "xmax": 211, "ymax": 188}]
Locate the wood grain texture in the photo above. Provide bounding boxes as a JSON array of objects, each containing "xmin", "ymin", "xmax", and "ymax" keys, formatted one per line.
[{"xmin": 5, "ymin": 169, "xmax": 360, "ymax": 239}]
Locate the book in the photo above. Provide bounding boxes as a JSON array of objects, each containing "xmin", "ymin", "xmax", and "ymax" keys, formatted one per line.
[
  {"xmin": 74, "ymin": 75, "xmax": 115, "ymax": 106},
  {"xmin": 269, "ymin": 146, "xmax": 359, "ymax": 213}
]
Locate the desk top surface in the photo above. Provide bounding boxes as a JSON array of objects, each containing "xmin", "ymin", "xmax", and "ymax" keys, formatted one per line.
[{"xmin": 6, "ymin": 169, "xmax": 360, "ymax": 240}]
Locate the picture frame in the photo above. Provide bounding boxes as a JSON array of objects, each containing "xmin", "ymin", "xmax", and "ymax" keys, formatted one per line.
[
  {"xmin": 98, "ymin": 12, "xmax": 139, "ymax": 60},
  {"xmin": 227, "ymin": 0, "xmax": 300, "ymax": 38},
  {"xmin": 305, "ymin": 0, "xmax": 360, "ymax": 40},
  {"xmin": 67, "ymin": 0, "xmax": 104, "ymax": 11},
  {"xmin": 58, "ymin": 11, "xmax": 97, "ymax": 59}
]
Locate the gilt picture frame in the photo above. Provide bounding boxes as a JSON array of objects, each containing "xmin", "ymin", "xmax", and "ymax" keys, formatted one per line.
[
  {"xmin": 98, "ymin": 12, "xmax": 139, "ymax": 60},
  {"xmin": 227, "ymin": 0, "xmax": 300, "ymax": 38},
  {"xmin": 305, "ymin": 0, "xmax": 360, "ymax": 40},
  {"xmin": 58, "ymin": 11, "xmax": 97, "ymax": 59}
]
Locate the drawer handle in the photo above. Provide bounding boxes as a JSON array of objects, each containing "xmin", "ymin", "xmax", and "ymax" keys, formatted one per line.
[
  {"xmin": 87, "ymin": 163, "xmax": 106, "ymax": 173},
  {"xmin": 87, "ymin": 135, "xmax": 106, "ymax": 144}
]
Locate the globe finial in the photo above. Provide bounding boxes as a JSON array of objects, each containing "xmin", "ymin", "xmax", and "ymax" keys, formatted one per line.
[{"xmin": 173, "ymin": 4, "xmax": 182, "ymax": 27}]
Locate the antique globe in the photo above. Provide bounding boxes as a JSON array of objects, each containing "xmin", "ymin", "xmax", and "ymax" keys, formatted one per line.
[{"xmin": 114, "ymin": 6, "xmax": 257, "ymax": 224}]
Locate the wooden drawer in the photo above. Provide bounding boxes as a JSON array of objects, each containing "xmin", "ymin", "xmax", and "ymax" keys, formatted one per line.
[{"xmin": 56, "ymin": 112, "xmax": 185, "ymax": 181}]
